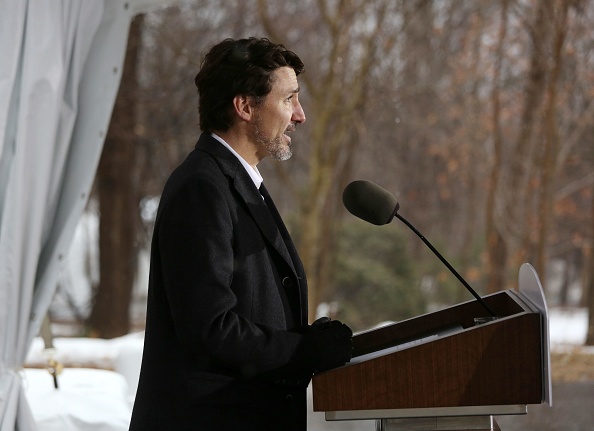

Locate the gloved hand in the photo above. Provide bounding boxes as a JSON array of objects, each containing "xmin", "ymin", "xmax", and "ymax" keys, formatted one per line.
[
  {"xmin": 309, "ymin": 316, "xmax": 333, "ymax": 332},
  {"xmin": 305, "ymin": 318, "xmax": 353, "ymax": 373}
]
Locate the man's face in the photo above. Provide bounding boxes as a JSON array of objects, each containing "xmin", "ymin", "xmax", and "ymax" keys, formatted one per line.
[{"xmin": 250, "ymin": 67, "xmax": 306, "ymax": 161}]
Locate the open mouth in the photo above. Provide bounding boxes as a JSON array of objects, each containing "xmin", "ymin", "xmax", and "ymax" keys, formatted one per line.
[{"xmin": 284, "ymin": 123, "xmax": 296, "ymax": 141}]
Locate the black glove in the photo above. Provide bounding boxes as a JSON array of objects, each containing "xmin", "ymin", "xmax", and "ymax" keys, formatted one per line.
[
  {"xmin": 309, "ymin": 316, "xmax": 332, "ymax": 332},
  {"xmin": 305, "ymin": 318, "xmax": 353, "ymax": 373}
]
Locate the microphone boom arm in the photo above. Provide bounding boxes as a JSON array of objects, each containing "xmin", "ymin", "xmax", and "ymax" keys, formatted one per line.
[{"xmin": 394, "ymin": 212, "xmax": 497, "ymax": 317}]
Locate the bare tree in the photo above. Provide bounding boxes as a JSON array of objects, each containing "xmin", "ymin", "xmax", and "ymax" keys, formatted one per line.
[
  {"xmin": 535, "ymin": 0, "xmax": 571, "ymax": 282},
  {"xmin": 258, "ymin": 0, "xmax": 399, "ymax": 321},
  {"xmin": 87, "ymin": 15, "xmax": 144, "ymax": 338},
  {"xmin": 485, "ymin": 0, "xmax": 510, "ymax": 294},
  {"xmin": 585, "ymin": 117, "xmax": 594, "ymax": 345}
]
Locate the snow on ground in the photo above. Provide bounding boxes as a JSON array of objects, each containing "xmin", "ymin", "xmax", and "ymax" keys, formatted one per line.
[
  {"xmin": 548, "ymin": 307, "xmax": 589, "ymax": 346},
  {"xmin": 21, "ymin": 308, "xmax": 591, "ymax": 431},
  {"xmin": 21, "ymin": 369, "xmax": 131, "ymax": 431}
]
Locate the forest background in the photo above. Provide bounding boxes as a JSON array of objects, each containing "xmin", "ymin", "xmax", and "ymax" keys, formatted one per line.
[{"xmin": 51, "ymin": 0, "xmax": 594, "ymax": 344}]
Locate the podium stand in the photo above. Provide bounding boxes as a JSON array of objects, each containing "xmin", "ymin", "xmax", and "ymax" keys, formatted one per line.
[{"xmin": 312, "ymin": 264, "xmax": 551, "ymax": 430}]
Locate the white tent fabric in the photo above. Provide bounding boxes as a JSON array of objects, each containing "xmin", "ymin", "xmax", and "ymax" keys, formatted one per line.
[{"xmin": 0, "ymin": 0, "xmax": 164, "ymax": 429}]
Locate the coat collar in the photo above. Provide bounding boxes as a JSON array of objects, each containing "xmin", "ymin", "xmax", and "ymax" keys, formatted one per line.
[{"xmin": 194, "ymin": 134, "xmax": 296, "ymax": 274}]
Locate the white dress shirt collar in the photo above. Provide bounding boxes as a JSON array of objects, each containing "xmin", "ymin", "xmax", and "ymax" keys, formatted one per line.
[{"xmin": 210, "ymin": 133, "xmax": 263, "ymax": 190}]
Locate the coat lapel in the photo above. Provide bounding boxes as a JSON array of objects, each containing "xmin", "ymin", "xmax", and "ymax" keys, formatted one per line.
[{"xmin": 195, "ymin": 135, "xmax": 297, "ymax": 274}]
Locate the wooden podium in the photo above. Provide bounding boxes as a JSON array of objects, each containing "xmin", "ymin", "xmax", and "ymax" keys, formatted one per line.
[{"xmin": 312, "ymin": 264, "xmax": 552, "ymax": 430}]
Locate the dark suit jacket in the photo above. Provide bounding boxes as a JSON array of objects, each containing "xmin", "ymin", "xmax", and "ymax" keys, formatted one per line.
[{"xmin": 129, "ymin": 133, "xmax": 311, "ymax": 430}]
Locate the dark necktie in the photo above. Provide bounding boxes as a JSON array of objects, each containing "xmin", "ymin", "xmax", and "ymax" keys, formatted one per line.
[{"xmin": 259, "ymin": 183, "xmax": 291, "ymax": 240}]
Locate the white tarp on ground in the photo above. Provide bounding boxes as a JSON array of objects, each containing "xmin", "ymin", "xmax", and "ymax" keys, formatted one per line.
[{"xmin": 0, "ymin": 0, "xmax": 165, "ymax": 429}]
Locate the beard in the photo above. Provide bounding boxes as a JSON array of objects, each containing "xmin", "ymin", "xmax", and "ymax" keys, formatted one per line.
[
  {"xmin": 251, "ymin": 115, "xmax": 293, "ymax": 161},
  {"xmin": 262, "ymin": 135, "xmax": 292, "ymax": 161}
]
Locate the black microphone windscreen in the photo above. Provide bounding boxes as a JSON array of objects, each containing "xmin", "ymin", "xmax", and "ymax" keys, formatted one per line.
[{"xmin": 342, "ymin": 180, "xmax": 398, "ymax": 225}]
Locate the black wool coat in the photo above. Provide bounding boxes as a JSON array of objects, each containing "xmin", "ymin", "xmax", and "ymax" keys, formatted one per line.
[{"xmin": 129, "ymin": 133, "xmax": 311, "ymax": 431}]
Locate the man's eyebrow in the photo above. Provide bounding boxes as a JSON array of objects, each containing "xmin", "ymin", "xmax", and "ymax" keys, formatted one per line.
[{"xmin": 291, "ymin": 86, "xmax": 300, "ymax": 94}]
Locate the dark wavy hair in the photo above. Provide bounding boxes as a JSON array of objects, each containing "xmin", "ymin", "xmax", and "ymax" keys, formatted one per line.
[{"xmin": 194, "ymin": 37, "xmax": 304, "ymax": 133}]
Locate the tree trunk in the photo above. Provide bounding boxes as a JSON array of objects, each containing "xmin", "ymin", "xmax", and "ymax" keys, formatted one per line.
[
  {"xmin": 485, "ymin": 0, "xmax": 508, "ymax": 294},
  {"xmin": 536, "ymin": 0, "xmax": 569, "ymax": 281},
  {"xmin": 87, "ymin": 15, "xmax": 143, "ymax": 338},
  {"xmin": 586, "ymin": 137, "xmax": 594, "ymax": 345},
  {"xmin": 510, "ymin": 0, "xmax": 550, "ymax": 274}
]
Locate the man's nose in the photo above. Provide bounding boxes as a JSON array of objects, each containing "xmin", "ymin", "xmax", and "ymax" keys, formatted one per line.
[{"xmin": 293, "ymin": 102, "xmax": 306, "ymax": 124}]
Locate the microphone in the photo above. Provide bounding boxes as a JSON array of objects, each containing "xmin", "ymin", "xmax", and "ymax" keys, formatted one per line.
[
  {"xmin": 342, "ymin": 180, "xmax": 496, "ymax": 317},
  {"xmin": 342, "ymin": 180, "xmax": 399, "ymax": 225}
]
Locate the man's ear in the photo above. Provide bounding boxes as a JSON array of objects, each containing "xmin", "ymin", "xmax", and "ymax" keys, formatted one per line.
[{"xmin": 232, "ymin": 95, "xmax": 254, "ymax": 121}]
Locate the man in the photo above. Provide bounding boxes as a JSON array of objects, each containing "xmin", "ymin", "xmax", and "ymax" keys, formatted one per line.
[{"xmin": 129, "ymin": 37, "xmax": 353, "ymax": 431}]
